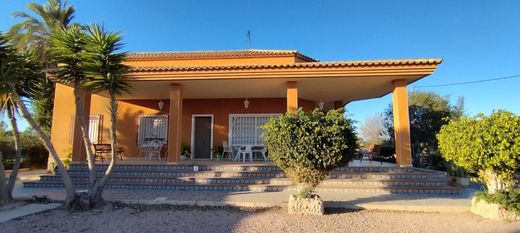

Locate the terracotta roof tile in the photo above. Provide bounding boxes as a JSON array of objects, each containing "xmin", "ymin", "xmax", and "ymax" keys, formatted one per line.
[
  {"xmin": 128, "ymin": 58, "xmax": 442, "ymax": 73},
  {"xmin": 126, "ymin": 49, "xmax": 317, "ymax": 61}
]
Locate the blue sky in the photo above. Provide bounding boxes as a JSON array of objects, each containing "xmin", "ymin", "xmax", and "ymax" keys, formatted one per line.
[{"xmin": 1, "ymin": 0, "xmax": 519, "ymax": 129}]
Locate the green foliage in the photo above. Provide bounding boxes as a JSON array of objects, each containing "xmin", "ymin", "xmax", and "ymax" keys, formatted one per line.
[
  {"xmin": 261, "ymin": 108, "xmax": 358, "ymax": 197},
  {"xmin": 48, "ymin": 26, "xmax": 87, "ymax": 85},
  {"xmin": 446, "ymin": 162, "xmax": 469, "ymax": 178},
  {"xmin": 0, "ymin": 125, "xmax": 49, "ymax": 169},
  {"xmin": 384, "ymin": 91, "xmax": 465, "ymax": 169},
  {"xmin": 8, "ymin": 0, "xmax": 77, "ymax": 135},
  {"xmin": 437, "ymin": 110, "xmax": 520, "ymax": 190},
  {"xmin": 62, "ymin": 147, "xmax": 72, "ymax": 168},
  {"xmin": 475, "ymin": 189, "xmax": 520, "ymax": 215},
  {"xmin": 82, "ymin": 24, "xmax": 130, "ymax": 95},
  {"xmin": 32, "ymin": 77, "xmax": 54, "ymax": 134},
  {"xmin": 7, "ymin": 0, "xmax": 76, "ymax": 58}
]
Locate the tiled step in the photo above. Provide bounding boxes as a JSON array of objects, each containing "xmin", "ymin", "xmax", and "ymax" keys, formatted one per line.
[
  {"xmin": 66, "ymin": 164, "xmax": 416, "ymax": 173},
  {"xmin": 51, "ymin": 170, "xmax": 434, "ymax": 180},
  {"xmin": 27, "ymin": 164, "xmax": 457, "ymax": 194},
  {"xmin": 23, "ymin": 181, "xmax": 459, "ymax": 194},
  {"xmin": 37, "ymin": 175, "xmax": 448, "ymax": 187}
]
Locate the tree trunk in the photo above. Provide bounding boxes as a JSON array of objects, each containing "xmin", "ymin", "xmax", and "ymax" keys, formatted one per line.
[
  {"xmin": 90, "ymin": 91, "xmax": 119, "ymax": 207},
  {"xmin": 11, "ymin": 92, "xmax": 77, "ymax": 207},
  {"xmin": 6, "ymin": 107, "xmax": 22, "ymax": 198},
  {"xmin": 72, "ymin": 82, "xmax": 97, "ymax": 197},
  {"xmin": 481, "ymin": 169, "xmax": 507, "ymax": 194},
  {"xmin": 0, "ymin": 152, "xmax": 10, "ymax": 205}
]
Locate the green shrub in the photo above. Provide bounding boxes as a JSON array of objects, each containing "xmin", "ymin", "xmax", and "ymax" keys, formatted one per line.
[
  {"xmin": 475, "ymin": 189, "xmax": 520, "ymax": 215},
  {"xmin": 261, "ymin": 108, "xmax": 358, "ymax": 198},
  {"xmin": 437, "ymin": 110, "xmax": 520, "ymax": 193}
]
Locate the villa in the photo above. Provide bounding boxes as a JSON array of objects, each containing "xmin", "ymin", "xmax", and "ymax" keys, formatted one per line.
[
  {"xmin": 50, "ymin": 49, "xmax": 441, "ymax": 165},
  {"xmin": 26, "ymin": 49, "xmax": 454, "ymax": 194}
]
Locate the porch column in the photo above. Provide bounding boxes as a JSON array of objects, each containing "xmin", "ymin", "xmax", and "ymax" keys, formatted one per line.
[
  {"xmin": 71, "ymin": 91, "xmax": 91, "ymax": 162},
  {"xmin": 286, "ymin": 81, "xmax": 298, "ymax": 113},
  {"xmin": 392, "ymin": 79, "xmax": 412, "ymax": 167},
  {"xmin": 168, "ymin": 84, "xmax": 183, "ymax": 162}
]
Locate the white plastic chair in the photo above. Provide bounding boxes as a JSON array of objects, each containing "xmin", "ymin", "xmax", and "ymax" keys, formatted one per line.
[
  {"xmin": 239, "ymin": 145, "xmax": 253, "ymax": 162},
  {"xmin": 222, "ymin": 141, "xmax": 234, "ymax": 160}
]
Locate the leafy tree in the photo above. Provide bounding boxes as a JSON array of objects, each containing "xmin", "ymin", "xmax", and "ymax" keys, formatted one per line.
[
  {"xmin": 81, "ymin": 24, "xmax": 129, "ymax": 206},
  {"xmin": 262, "ymin": 108, "xmax": 358, "ymax": 198},
  {"xmin": 437, "ymin": 111, "xmax": 520, "ymax": 194},
  {"xmin": 359, "ymin": 114, "xmax": 389, "ymax": 147},
  {"xmin": 384, "ymin": 91, "xmax": 464, "ymax": 168},
  {"xmin": 8, "ymin": 0, "xmax": 77, "ymax": 134},
  {"xmin": 0, "ymin": 32, "xmax": 76, "ymax": 205}
]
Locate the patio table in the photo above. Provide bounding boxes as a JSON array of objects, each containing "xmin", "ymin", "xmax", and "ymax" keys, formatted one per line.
[{"xmin": 233, "ymin": 145, "xmax": 267, "ymax": 162}]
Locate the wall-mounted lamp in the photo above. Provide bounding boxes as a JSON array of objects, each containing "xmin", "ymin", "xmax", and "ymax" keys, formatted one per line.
[
  {"xmin": 244, "ymin": 98, "xmax": 250, "ymax": 109},
  {"xmin": 158, "ymin": 100, "xmax": 165, "ymax": 110},
  {"xmin": 318, "ymin": 100, "xmax": 325, "ymax": 110}
]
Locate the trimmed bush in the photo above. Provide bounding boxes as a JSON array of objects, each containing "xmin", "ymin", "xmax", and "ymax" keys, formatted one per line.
[
  {"xmin": 262, "ymin": 108, "xmax": 358, "ymax": 197},
  {"xmin": 475, "ymin": 189, "xmax": 520, "ymax": 215},
  {"xmin": 437, "ymin": 110, "xmax": 520, "ymax": 193}
]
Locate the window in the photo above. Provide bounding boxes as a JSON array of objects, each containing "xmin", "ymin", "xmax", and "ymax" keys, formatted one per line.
[
  {"xmin": 229, "ymin": 114, "xmax": 281, "ymax": 146},
  {"xmin": 69, "ymin": 115, "xmax": 102, "ymax": 144},
  {"xmin": 137, "ymin": 115, "xmax": 168, "ymax": 145},
  {"xmin": 89, "ymin": 115, "xmax": 101, "ymax": 144}
]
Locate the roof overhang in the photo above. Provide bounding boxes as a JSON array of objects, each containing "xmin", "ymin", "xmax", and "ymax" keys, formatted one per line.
[{"xmin": 100, "ymin": 58, "xmax": 443, "ymax": 103}]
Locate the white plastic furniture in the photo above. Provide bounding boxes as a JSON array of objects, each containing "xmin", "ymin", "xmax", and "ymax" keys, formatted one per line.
[
  {"xmin": 234, "ymin": 145, "xmax": 252, "ymax": 162},
  {"xmin": 140, "ymin": 139, "xmax": 163, "ymax": 160},
  {"xmin": 222, "ymin": 141, "xmax": 234, "ymax": 160}
]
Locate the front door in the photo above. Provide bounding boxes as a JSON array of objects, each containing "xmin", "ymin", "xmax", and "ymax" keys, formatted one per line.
[{"xmin": 192, "ymin": 116, "xmax": 212, "ymax": 159}]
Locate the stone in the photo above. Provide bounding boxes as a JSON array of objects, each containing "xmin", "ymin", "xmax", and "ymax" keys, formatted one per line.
[
  {"xmin": 470, "ymin": 196, "xmax": 520, "ymax": 222},
  {"xmin": 287, "ymin": 194, "xmax": 324, "ymax": 215}
]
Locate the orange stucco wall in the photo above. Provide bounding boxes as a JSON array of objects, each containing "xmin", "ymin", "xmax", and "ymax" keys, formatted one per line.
[{"xmin": 50, "ymin": 83, "xmax": 316, "ymax": 159}]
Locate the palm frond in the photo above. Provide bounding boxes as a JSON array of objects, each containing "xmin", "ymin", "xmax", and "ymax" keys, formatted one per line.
[{"xmin": 83, "ymin": 24, "xmax": 130, "ymax": 95}]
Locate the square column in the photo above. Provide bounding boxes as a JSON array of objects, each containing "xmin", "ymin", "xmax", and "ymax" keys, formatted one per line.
[
  {"xmin": 168, "ymin": 84, "xmax": 183, "ymax": 162},
  {"xmin": 72, "ymin": 90, "xmax": 91, "ymax": 162},
  {"xmin": 392, "ymin": 79, "xmax": 412, "ymax": 167},
  {"xmin": 286, "ymin": 81, "xmax": 298, "ymax": 113}
]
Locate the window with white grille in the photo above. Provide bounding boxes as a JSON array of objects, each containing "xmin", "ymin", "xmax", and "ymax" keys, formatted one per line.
[
  {"xmin": 137, "ymin": 115, "xmax": 168, "ymax": 145},
  {"xmin": 69, "ymin": 115, "xmax": 102, "ymax": 144},
  {"xmin": 229, "ymin": 114, "xmax": 281, "ymax": 146},
  {"xmin": 89, "ymin": 115, "xmax": 100, "ymax": 144}
]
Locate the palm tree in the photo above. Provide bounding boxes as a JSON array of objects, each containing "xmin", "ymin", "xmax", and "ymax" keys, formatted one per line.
[
  {"xmin": 83, "ymin": 24, "xmax": 129, "ymax": 205},
  {"xmin": 8, "ymin": 0, "xmax": 76, "ymax": 134},
  {"xmin": 8, "ymin": 0, "xmax": 75, "ymax": 58},
  {"xmin": 0, "ymin": 33, "xmax": 76, "ymax": 205},
  {"xmin": 48, "ymin": 26, "xmax": 99, "ymax": 199}
]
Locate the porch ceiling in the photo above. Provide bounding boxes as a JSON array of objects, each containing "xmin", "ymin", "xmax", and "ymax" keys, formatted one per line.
[{"xmin": 110, "ymin": 74, "xmax": 425, "ymax": 102}]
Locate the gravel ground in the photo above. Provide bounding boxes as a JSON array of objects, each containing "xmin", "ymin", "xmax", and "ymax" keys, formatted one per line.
[{"xmin": 1, "ymin": 204, "xmax": 519, "ymax": 233}]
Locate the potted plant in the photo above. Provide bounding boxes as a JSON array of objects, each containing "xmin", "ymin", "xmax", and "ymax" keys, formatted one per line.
[
  {"xmin": 213, "ymin": 145, "xmax": 223, "ymax": 160},
  {"xmin": 438, "ymin": 111, "xmax": 520, "ymax": 221},
  {"xmin": 262, "ymin": 108, "xmax": 357, "ymax": 215},
  {"xmin": 180, "ymin": 144, "xmax": 191, "ymax": 160}
]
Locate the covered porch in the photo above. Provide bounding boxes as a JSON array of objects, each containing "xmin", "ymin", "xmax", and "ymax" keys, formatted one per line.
[{"xmin": 58, "ymin": 55, "xmax": 441, "ymax": 168}]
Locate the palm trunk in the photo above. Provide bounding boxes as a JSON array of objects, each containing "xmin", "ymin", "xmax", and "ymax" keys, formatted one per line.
[
  {"xmin": 72, "ymin": 81, "xmax": 98, "ymax": 202},
  {"xmin": 91, "ymin": 91, "xmax": 118, "ymax": 206},
  {"xmin": 0, "ymin": 152, "xmax": 10, "ymax": 205},
  {"xmin": 6, "ymin": 107, "xmax": 22, "ymax": 197},
  {"xmin": 11, "ymin": 92, "xmax": 76, "ymax": 205}
]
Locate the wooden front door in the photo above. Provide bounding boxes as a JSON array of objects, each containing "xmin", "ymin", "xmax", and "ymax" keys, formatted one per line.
[{"xmin": 192, "ymin": 116, "xmax": 212, "ymax": 159}]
